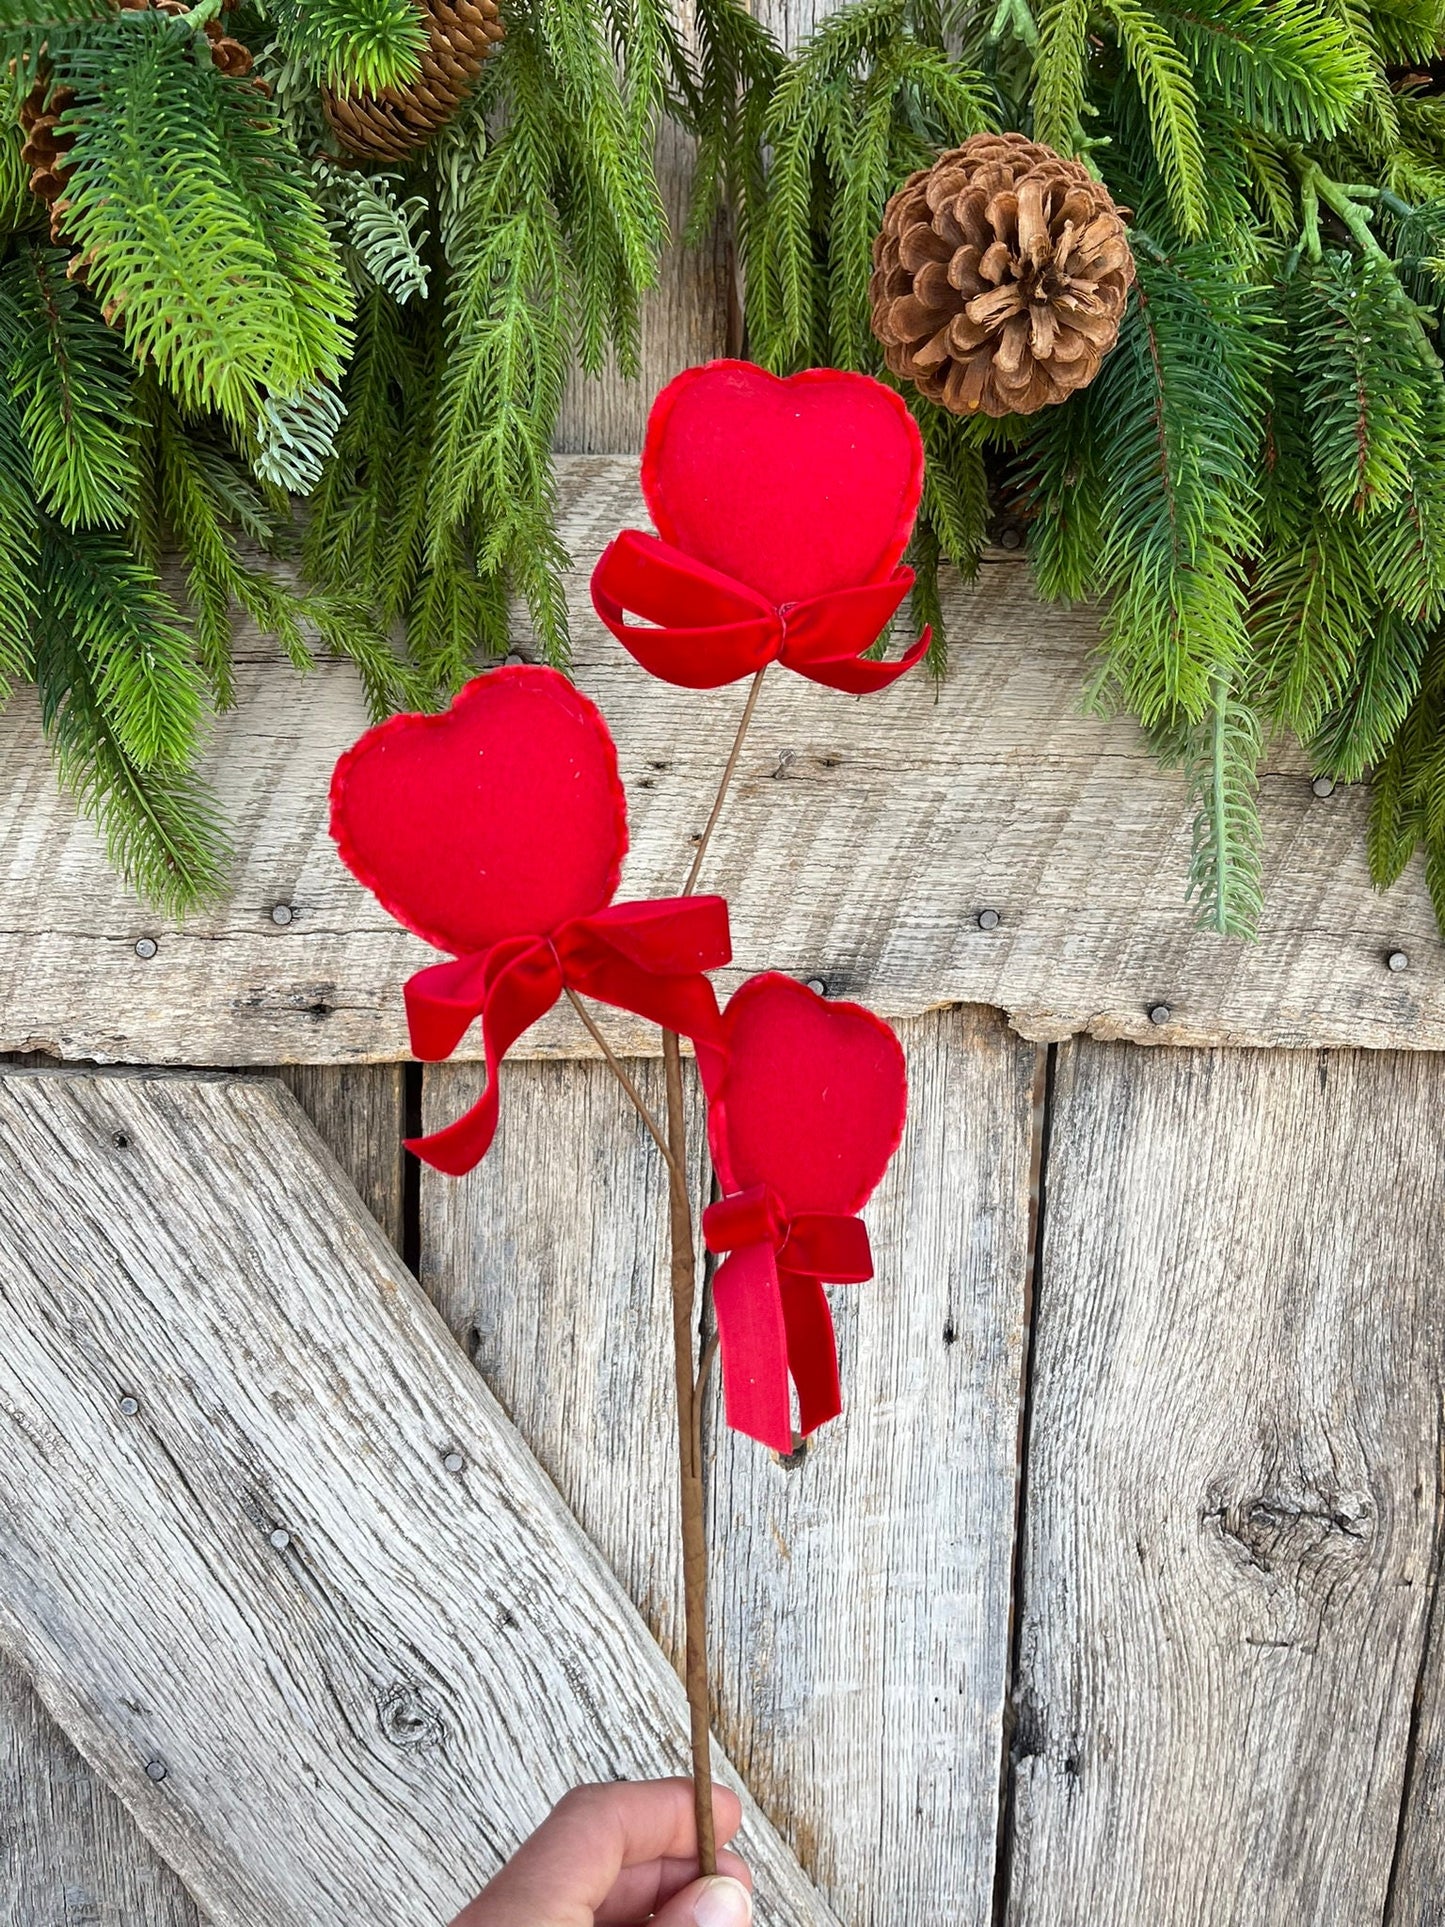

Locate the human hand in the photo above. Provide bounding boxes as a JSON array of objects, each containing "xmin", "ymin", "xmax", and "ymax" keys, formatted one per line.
[{"xmin": 451, "ymin": 1779, "xmax": 753, "ymax": 1927}]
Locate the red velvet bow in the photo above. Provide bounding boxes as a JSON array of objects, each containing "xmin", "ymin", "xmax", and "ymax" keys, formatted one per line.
[
  {"xmin": 704, "ymin": 973, "xmax": 907, "ymax": 1452},
  {"xmin": 703, "ymin": 1182, "xmax": 874, "ymax": 1452},
  {"xmin": 328, "ymin": 666, "xmax": 731, "ymax": 1174},
  {"xmin": 590, "ymin": 360, "xmax": 930, "ymax": 693}
]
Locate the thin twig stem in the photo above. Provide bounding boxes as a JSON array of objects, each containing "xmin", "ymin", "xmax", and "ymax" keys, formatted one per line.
[
  {"xmin": 664, "ymin": 670, "xmax": 769, "ymax": 1869},
  {"xmin": 564, "ymin": 988, "xmax": 678, "ymax": 1177},
  {"xmin": 683, "ymin": 666, "xmax": 767, "ymax": 897}
]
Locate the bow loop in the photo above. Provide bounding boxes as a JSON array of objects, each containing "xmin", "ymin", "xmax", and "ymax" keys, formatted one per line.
[
  {"xmin": 591, "ymin": 528, "xmax": 926, "ymax": 694},
  {"xmin": 402, "ymin": 895, "xmax": 732, "ymax": 1177},
  {"xmin": 591, "ymin": 532, "xmax": 780, "ymax": 690},
  {"xmin": 703, "ymin": 1183, "xmax": 788, "ymax": 1256}
]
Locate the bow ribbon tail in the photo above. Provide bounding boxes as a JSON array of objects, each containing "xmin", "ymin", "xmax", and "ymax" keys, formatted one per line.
[
  {"xmin": 778, "ymin": 1270, "xmax": 842, "ymax": 1438},
  {"xmin": 403, "ymin": 941, "xmax": 563, "ymax": 1176},
  {"xmin": 779, "ymin": 569, "xmax": 930, "ymax": 694},
  {"xmin": 591, "ymin": 531, "xmax": 782, "ymax": 689},
  {"xmin": 712, "ymin": 1243, "xmax": 794, "ymax": 1453}
]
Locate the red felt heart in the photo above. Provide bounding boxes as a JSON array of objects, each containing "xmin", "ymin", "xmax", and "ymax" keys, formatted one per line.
[
  {"xmin": 712, "ymin": 973, "xmax": 907, "ymax": 1216},
  {"xmin": 641, "ymin": 360, "xmax": 924, "ymax": 608},
  {"xmin": 329, "ymin": 666, "xmax": 627, "ymax": 957}
]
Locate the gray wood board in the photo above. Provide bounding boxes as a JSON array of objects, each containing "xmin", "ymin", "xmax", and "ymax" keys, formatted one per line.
[
  {"xmin": 421, "ymin": 1005, "xmax": 1035, "ymax": 1924},
  {"xmin": 1, "ymin": 1660, "xmax": 205, "ymax": 1927},
  {"xmin": 0, "ymin": 1067, "xmax": 831, "ymax": 1927},
  {"xmin": 2, "ymin": 1061, "xmax": 405, "ymax": 1927},
  {"xmin": 2, "ymin": 460, "xmax": 1439, "ymax": 1067},
  {"xmin": 1005, "ymin": 1039, "xmax": 1445, "ymax": 1926}
]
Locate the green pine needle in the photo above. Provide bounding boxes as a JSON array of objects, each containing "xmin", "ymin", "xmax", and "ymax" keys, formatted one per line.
[{"xmin": 3, "ymin": 242, "xmax": 136, "ymax": 529}]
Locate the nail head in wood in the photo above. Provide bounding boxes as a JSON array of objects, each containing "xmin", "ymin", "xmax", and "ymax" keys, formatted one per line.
[
  {"xmin": 1311, "ymin": 775, "xmax": 1336, "ymax": 798},
  {"xmin": 1388, "ymin": 950, "xmax": 1410, "ymax": 973},
  {"xmin": 977, "ymin": 908, "xmax": 1001, "ymax": 931},
  {"xmin": 804, "ymin": 978, "xmax": 828, "ymax": 997},
  {"xmin": 442, "ymin": 1450, "xmax": 465, "ymax": 1474},
  {"xmin": 1148, "ymin": 1003, "xmax": 1172, "ymax": 1026},
  {"xmin": 144, "ymin": 1758, "xmax": 167, "ymax": 1782},
  {"xmin": 268, "ymin": 1528, "xmax": 291, "ymax": 1551},
  {"xmin": 270, "ymin": 903, "xmax": 295, "ymax": 926},
  {"xmin": 118, "ymin": 1395, "xmax": 140, "ymax": 1416},
  {"xmin": 133, "ymin": 937, "xmax": 158, "ymax": 960}
]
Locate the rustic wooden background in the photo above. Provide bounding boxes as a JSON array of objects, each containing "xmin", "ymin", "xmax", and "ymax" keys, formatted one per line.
[{"xmin": 4, "ymin": 5, "xmax": 1445, "ymax": 1925}]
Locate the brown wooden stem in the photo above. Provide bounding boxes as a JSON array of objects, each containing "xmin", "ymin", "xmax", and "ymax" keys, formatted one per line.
[
  {"xmin": 663, "ymin": 1026, "xmax": 716, "ymax": 1875},
  {"xmin": 683, "ymin": 666, "xmax": 768, "ymax": 897},
  {"xmin": 581, "ymin": 670, "xmax": 770, "ymax": 1877}
]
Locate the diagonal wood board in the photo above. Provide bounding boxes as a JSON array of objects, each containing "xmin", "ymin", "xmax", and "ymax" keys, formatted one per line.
[
  {"xmin": 0, "ymin": 1067, "xmax": 833, "ymax": 1927},
  {"xmin": 2, "ymin": 463, "xmax": 1442, "ymax": 1070}
]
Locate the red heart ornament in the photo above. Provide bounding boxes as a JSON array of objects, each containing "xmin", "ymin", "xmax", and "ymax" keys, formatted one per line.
[
  {"xmin": 329, "ymin": 666, "xmax": 627, "ymax": 958},
  {"xmin": 641, "ymin": 360, "xmax": 924, "ymax": 608},
  {"xmin": 710, "ymin": 972, "xmax": 908, "ymax": 1215}
]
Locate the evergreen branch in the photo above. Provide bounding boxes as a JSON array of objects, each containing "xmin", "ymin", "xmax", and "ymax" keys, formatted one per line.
[
  {"xmin": 261, "ymin": 0, "xmax": 425, "ymax": 95},
  {"xmin": 1157, "ymin": 669, "xmax": 1265, "ymax": 935},
  {"xmin": 34, "ymin": 533, "xmax": 228, "ymax": 914},
  {"xmin": 1089, "ymin": 244, "xmax": 1268, "ymax": 720},
  {"xmin": 42, "ymin": 520, "xmax": 206, "ymax": 770},
  {"xmin": 56, "ymin": 16, "xmax": 351, "ymax": 431},
  {"xmin": 1032, "ymin": 0, "xmax": 1092, "ymax": 152},
  {"xmin": 0, "ymin": 384, "xmax": 38, "ymax": 696},
  {"xmin": 1156, "ymin": 0, "xmax": 1368, "ymax": 139},
  {"xmin": 1311, "ymin": 612, "xmax": 1428, "ymax": 780},
  {"xmin": 1100, "ymin": 0, "xmax": 1210, "ymax": 237},
  {"xmin": 1290, "ymin": 249, "xmax": 1430, "ymax": 516},
  {"xmin": 313, "ymin": 159, "xmax": 431, "ymax": 304},
  {"xmin": 254, "ymin": 382, "xmax": 347, "ymax": 495},
  {"xmin": 3, "ymin": 241, "xmax": 135, "ymax": 529}
]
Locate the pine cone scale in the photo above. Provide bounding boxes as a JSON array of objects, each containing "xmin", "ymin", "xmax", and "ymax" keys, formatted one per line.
[
  {"xmin": 872, "ymin": 132, "xmax": 1135, "ymax": 417},
  {"xmin": 323, "ymin": 0, "xmax": 504, "ymax": 160}
]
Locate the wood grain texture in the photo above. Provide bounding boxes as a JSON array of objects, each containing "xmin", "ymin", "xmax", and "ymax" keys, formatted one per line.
[
  {"xmin": 276, "ymin": 1064, "xmax": 406, "ymax": 1251},
  {"xmin": 1, "ymin": 1661, "xmax": 205, "ymax": 1927},
  {"xmin": 3, "ymin": 461, "xmax": 1440, "ymax": 1067},
  {"xmin": 1006, "ymin": 1040, "xmax": 1445, "ymax": 1927},
  {"xmin": 422, "ymin": 1005, "xmax": 1035, "ymax": 1923},
  {"xmin": 0, "ymin": 1061, "xmax": 402, "ymax": 1927},
  {"xmin": 0, "ymin": 1067, "xmax": 831, "ymax": 1927}
]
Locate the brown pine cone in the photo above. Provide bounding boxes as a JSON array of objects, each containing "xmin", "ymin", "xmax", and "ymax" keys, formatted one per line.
[
  {"xmin": 870, "ymin": 132, "xmax": 1136, "ymax": 418},
  {"xmin": 19, "ymin": 78, "xmax": 78, "ymax": 223},
  {"xmin": 323, "ymin": 0, "xmax": 504, "ymax": 160}
]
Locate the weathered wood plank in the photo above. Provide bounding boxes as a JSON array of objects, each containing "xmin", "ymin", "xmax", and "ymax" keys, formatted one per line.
[
  {"xmin": 1, "ymin": 1060, "xmax": 405, "ymax": 1927},
  {"xmin": 1006, "ymin": 1040, "xmax": 1445, "ymax": 1927},
  {"xmin": 1, "ymin": 457, "xmax": 1440, "ymax": 1067},
  {"xmin": 1, "ymin": 1661, "xmax": 205, "ymax": 1927},
  {"xmin": 422, "ymin": 1005, "xmax": 1034, "ymax": 1923},
  {"xmin": 276, "ymin": 1064, "xmax": 406, "ymax": 1252},
  {"xmin": 0, "ymin": 1067, "xmax": 833, "ymax": 1927}
]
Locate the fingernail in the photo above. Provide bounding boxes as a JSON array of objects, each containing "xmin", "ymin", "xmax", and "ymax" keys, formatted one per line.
[{"xmin": 692, "ymin": 1875, "xmax": 753, "ymax": 1927}]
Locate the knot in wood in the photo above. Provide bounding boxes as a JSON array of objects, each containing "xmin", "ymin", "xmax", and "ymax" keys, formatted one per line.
[
  {"xmin": 1205, "ymin": 1484, "xmax": 1373, "ymax": 1577},
  {"xmin": 377, "ymin": 1681, "xmax": 444, "ymax": 1751}
]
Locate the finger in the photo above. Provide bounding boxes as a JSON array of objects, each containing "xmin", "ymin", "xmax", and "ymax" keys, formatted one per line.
[
  {"xmin": 646, "ymin": 1874, "xmax": 754, "ymax": 1927},
  {"xmin": 595, "ymin": 1849, "xmax": 751, "ymax": 1924},
  {"xmin": 452, "ymin": 1782, "xmax": 744, "ymax": 1926}
]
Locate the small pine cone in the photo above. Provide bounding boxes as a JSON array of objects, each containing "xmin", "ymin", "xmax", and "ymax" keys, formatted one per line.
[
  {"xmin": 323, "ymin": 0, "xmax": 504, "ymax": 160},
  {"xmin": 870, "ymin": 132, "xmax": 1136, "ymax": 418},
  {"xmin": 209, "ymin": 35, "xmax": 254, "ymax": 76},
  {"xmin": 19, "ymin": 80, "xmax": 78, "ymax": 210}
]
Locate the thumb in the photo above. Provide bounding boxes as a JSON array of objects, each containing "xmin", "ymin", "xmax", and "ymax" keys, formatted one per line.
[{"xmin": 648, "ymin": 1874, "xmax": 754, "ymax": 1927}]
